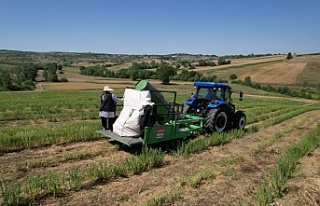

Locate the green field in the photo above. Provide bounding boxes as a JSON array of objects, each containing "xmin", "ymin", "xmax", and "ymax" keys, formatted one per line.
[{"xmin": 1, "ymin": 51, "xmax": 320, "ymax": 205}]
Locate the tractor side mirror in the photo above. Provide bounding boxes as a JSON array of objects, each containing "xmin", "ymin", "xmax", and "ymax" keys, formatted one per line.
[{"xmin": 239, "ymin": 91, "xmax": 243, "ymax": 101}]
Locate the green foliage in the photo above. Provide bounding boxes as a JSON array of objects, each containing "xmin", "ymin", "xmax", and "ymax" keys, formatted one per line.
[
  {"xmin": 146, "ymin": 191, "xmax": 182, "ymax": 206},
  {"xmin": 131, "ymin": 61, "xmax": 159, "ymax": 70},
  {"xmin": 0, "ymin": 64, "xmax": 37, "ymax": 91},
  {"xmin": 86, "ymin": 162, "xmax": 118, "ymax": 182},
  {"xmin": 179, "ymin": 170, "xmax": 215, "ymax": 188},
  {"xmin": 222, "ymin": 53, "xmax": 274, "ymax": 59},
  {"xmin": 229, "ymin": 73, "xmax": 237, "ymax": 80},
  {"xmin": 78, "ymin": 60, "xmax": 221, "ymax": 83},
  {"xmin": 198, "ymin": 59, "xmax": 216, "ymax": 67},
  {"xmin": 60, "ymin": 77, "xmax": 68, "ymax": 82},
  {"xmin": 254, "ymin": 179, "xmax": 273, "ymax": 206},
  {"xmin": 254, "ymin": 123, "xmax": 320, "ymax": 205},
  {"xmin": 218, "ymin": 57, "xmax": 231, "ymax": 65},
  {"xmin": 156, "ymin": 63, "xmax": 177, "ymax": 84},
  {"xmin": 67, "ymin": 167, "xmax": 84, "ymax": 189},
  {"xmin": 0, "ymin": 179, "xmax": 21, "ymax": 206},
  {"xmin": 122, "ymin": 147, "xmax": 164, "ymax": 175},
  {"xmin": 0, "ymin": 61, "xmax": 67, "ymax": 91},
  {"xmin": 79, "ymin": 65, "xmax": 156, "ymax": 80},
  {"xmin": 173, "ymin": 69, "xmax": 217, "ymax": 82},
  {"xmin": 46, "ymin": 172, "xmax": 61, "ymax": 196},
  {"xmin": 179, "ymin": 60, "xmax": 191, "ymax": 68},
  {"xmin": 233, "ymin": 79, "xmax": 315, "ymax": 99},
  {"xmin": 177, "ymin": 132, "xmax": 231, "ymax": 156},
  {"xmin": 0, "ymin": 121, "xmax": 102, "ymax": 153},
  {"xmin": 244, "ymin": 76, "xmax": 252, "ymax": 84}
]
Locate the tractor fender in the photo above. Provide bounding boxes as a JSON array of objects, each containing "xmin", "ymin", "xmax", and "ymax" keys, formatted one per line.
[
  {"xmin": 185, "ymin": 98, "xmax": 195, "ymax": 106},
  {"xmin": 207, "ymin": 100, "xmax": 227, "ymax": 109},
  {"xmin": 207, "ymin": 101, "xmax": 229, "ymax": 111}
]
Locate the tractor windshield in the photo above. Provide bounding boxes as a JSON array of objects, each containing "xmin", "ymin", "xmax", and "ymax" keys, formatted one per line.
[{"xmin": 197, "ymin": 87, "xmax": 223, "ymax": 100}]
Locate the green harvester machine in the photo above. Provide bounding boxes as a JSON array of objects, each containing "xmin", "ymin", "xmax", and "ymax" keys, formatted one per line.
[
  {"xmin": 98, "ymin": 79, "xmax": 246, "ymax": 147},
  {"xmin": 97, "ymin": 80, "xmax": 204, "ymax": 147}
]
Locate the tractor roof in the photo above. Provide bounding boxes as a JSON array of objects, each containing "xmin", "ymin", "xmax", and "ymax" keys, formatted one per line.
[{"xmin": 194, "ymin": 81, "xmax": 231, "ymax": 89}]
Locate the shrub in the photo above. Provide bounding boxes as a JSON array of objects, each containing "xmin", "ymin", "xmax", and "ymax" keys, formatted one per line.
[
  {"xmin": 229, "ymin": 74, "xmax": 237, "ymax": 80},
  {"xmin": 218, "ymin": 57, "xmax": 231, "ymax": 65},
  {"xmin": 60, "ymin": 78, "xmax": 68, "ymax": 82}
]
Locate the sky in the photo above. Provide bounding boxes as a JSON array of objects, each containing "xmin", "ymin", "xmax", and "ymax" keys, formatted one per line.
[{"xmin": 0, "ymin": 0, "xmax": 319, "ymax": 56}]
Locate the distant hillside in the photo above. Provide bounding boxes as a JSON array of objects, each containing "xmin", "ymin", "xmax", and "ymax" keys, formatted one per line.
[{"xmin": 1, "ymin": 49, "xmax": 319, "ymax": 89}]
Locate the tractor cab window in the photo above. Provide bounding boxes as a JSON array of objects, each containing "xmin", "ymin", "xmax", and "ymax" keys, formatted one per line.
[
  {"xmin": 213, "ymin": 87, "xmax": 223, "ymax": 100},
  {"xmin": 225, "ymin": 88, "xmax": 231, "ymax": 102},
  {"xmin": 197, "ymin": 87, "xmax": 213, "ymax": 99},
  {"xmin": 197, "ymin": 87, "xmax": 223, "ymax": 100}
]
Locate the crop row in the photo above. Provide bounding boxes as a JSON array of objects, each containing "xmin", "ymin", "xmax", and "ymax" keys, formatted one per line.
[
  {"xmin": 1, "ymin": 101, "xmax": 318, "ymax": 154},
  {"xmin": 0, "ymin": 106, "xmax": 318, "ymax": 205},
  {"xmin": 0, "ymin": 90, "xmax": 303, "ymax": 125},
  {"xmin": 145, "ymin": 111, "xmax": 320, "ymax": 205},
  {"xmin": 0, "ymin": 147, "xmax": 164, "ymax": 206},
  {"xmin": 0, "ymin": 96, "xmax": 303, "ymax": 126},
  {"xmin": 254, "ymin": 123, "xmax": 320, "ymax": 205},
  {"xmin": 0, "ymin": 121, "xmax": 102, "ymax": 153}
]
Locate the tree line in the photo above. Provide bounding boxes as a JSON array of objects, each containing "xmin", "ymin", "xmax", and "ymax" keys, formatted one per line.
[
  {"xmin": 80, "ymin": 61, "xmax": 223, "ymax": 84},
  {"xmin": 0, "ymin": 63, "xmax": 67, "ymax": 91},
  {"xmin": 232, "ymin": 76, "xmax": 316, "ymax": 99}
]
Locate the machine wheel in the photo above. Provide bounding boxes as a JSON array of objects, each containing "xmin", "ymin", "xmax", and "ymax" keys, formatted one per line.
[
  {"xmin": 233, "ymin": 111, "xmax": 246, "ymax": 130},
  {"xmin": 205, "ymin": 108, "xmax": 229, "ymax": 133}
]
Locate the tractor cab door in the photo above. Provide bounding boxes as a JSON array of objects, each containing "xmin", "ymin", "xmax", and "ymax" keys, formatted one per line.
[{"xmin": 224, "ymin": 88, "xmax": 235, "ymax": 113}]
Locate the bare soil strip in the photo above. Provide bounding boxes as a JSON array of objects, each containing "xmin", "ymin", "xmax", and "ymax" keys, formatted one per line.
[{"xmin": 35, "ymin": 110, "xmax": 320, "ymax": 205}]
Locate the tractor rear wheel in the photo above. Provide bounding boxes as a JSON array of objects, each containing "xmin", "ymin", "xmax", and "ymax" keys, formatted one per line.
[
  {"xmin": 205, "ymin": 108, "xmax": 229, "ymax": 133},
  {"xmin": 233, "ymin": 111, "xmax": 246, "ymax": 130}
]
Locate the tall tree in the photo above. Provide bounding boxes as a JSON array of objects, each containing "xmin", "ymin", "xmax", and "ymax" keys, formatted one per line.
[{"xmin": 156, "ymin": 63, "xmax": 177, "ymax": 84}]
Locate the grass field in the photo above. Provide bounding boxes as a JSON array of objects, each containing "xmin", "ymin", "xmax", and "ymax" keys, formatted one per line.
[{"xmin": 1, "ymin": 52, "xmax": 320, "ymax": 205}]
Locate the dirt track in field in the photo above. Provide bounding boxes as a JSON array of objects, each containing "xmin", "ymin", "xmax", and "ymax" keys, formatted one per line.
[{"xmin": 31, "ymin": 110, "xmax": 320, "ymax": 206}]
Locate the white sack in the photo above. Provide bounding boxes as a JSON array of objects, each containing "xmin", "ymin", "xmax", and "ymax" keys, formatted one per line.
[{"xmin": 113, "ymin": 88, "xmax": 151, "ymax": 137}]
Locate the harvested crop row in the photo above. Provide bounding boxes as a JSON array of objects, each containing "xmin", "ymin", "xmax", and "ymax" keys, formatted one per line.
[{"xmin": 36, "ymin": 110, "xmax": 320, "ymax": 206}]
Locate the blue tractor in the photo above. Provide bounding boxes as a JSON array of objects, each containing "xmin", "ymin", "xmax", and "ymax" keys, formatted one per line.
[{"xmin": 183, "ymin": 82, "xmax": 246, "ymax": 133}]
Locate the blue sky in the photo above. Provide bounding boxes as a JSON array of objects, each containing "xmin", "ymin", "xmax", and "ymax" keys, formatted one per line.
[{"xmin": 1, "ymin": 0, "xmax": 319, "ymax": 55}]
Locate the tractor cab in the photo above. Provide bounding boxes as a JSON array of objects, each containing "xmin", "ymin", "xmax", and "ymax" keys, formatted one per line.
[{"xmin": 184, "ymin": 82, "xmax": 235, "ymax": 116}]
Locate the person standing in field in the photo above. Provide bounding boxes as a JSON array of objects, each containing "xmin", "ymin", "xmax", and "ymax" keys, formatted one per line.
[{"xmin": 99, "ymin": 86, "xmax": 122, "ymax": 131}]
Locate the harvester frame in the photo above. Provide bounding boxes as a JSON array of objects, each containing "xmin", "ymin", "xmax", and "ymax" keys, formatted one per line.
[
  {"xmin": 97, "ymin": 80, "xmax": 245, "ymax": 147},
  {"xmin": 97, "ymin": 80, "xmax": 204, "ymax": 147}
]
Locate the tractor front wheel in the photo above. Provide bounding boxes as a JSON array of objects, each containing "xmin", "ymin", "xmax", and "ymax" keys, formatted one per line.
[
  {"xmin": 205, "ymin": 108, "xmax": 229, "ymax": 133},
  {"xmin": 233, "ymin": 111, "xmax": 246, "ymax": 130}
]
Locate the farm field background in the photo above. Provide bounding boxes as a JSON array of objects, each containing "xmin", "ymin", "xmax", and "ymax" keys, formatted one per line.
[{"xmin": 1, "ymin": 51, "xmax": 320, "ymax": 205}]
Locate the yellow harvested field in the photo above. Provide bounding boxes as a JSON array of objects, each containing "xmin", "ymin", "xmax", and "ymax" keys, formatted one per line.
[
  {"xmin": 238, "ymin": 57, "xmax": 307, "ymax": 84},
  {"xmin": 194, "ymin": 55, "xmax": 286, "ymax": 72}
]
